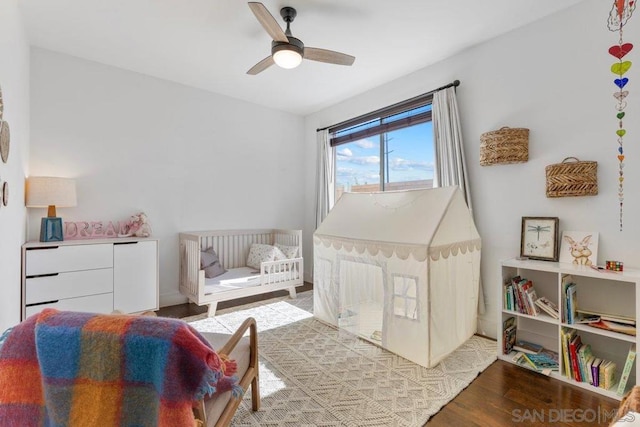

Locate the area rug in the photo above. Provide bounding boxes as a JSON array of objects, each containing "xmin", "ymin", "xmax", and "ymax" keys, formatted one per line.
[{"xmin": 185, "ymin": 291, "xmax": 496, "ymax": 426}]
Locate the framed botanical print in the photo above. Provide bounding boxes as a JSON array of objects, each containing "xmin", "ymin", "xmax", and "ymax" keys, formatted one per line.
[{"xmin": 520, "ymin": 217, "xmax": 559, "ymax": 261}]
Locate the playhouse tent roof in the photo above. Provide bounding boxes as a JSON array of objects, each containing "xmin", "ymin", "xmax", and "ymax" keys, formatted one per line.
[{"xmin": 315, "ymin": 186, "xmax": 478, "ymax": 248}]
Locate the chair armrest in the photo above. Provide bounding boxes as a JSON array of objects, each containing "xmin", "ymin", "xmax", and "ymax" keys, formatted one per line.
[
  {"xmin": 194, "ymin": 317, "xmax": 259, "ymax": 427},
  {"xmin": 219, "ymin": 317, "xmax": 258, "ymax": 366}
]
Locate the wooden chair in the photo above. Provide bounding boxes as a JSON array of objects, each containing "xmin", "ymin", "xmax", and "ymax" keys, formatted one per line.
[{"xmin": 194, "ymin": 317, "xmax": 260, "ymax": 427}]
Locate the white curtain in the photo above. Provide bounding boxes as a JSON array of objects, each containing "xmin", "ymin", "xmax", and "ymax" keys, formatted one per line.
[
  {"xmin": 432, "ymin": 87, "xmax": 485, "ymax": 314},
  {"xmin": 315, "ymin": 129, "xmax": 335, "ymax": 229},
  {"xmin": 433, "ymin": 87, "xmax": 472, "ymax": 212}
]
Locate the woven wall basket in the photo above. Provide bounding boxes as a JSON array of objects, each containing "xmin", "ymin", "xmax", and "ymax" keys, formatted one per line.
[
  {"xmin": 545, "ymin": 157, "xmax": 598, "ymax": 198},
  {"xmin": 479, "ymin": 127, "xmax": 529, "ymax": 166}
]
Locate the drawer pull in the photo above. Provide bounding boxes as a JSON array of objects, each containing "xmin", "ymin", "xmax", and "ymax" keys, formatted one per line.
[
  {"xmin": 114, "ymin": 241, "xmax": 138, "ymax": 245},
  {"xmin": 26, "ymin": 300, "xmax": 59, "ymax": 307},
  {"xmin": 26, "ymin": 273, "xmax": 60, "ymax": 279}
]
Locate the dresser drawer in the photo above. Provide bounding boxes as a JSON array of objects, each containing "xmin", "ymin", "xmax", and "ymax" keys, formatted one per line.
[
  {"xmin": 26, "ymin": 244, "xmax": 113, "ymax": 276},
  {"xmin": 25, "ymin": 293, "xmax": 113, "ymax": 317},
  {"xmin": 26, "ymin": 268, "xmax": 113, "ymax": 305},
  {"xmin": 25, "ymin": 293, "xmax": 114, "ymax": 318}
]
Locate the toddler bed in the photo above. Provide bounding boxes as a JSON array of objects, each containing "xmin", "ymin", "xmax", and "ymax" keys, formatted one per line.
[{"xmin": 179, "ymin": 229, "xmax": 303, "ymax": 316}]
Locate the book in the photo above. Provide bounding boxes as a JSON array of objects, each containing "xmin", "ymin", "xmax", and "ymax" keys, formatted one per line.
[
  {"xmin": 535, "ymin": 297, "xmax": 559, "ymax": 319},
  {"xmin": 561, "ymin": 274, "xmax": 574, "ymax": 323},
  {"xmin": 589, "ymin": 320, "xmax": 636, "ymax": 336},
  {"xmin": 503, "ymin": 282, "xmax": 512, "ymax": 310},
  {"xmin": 617, "ymin": 344, "xmax": 636, "ymax": 396},
  {"xmin": 503, "ymin": 317, "xmax": 516, "ymax": 354},
  {"xmin": 585, "ymin": 356, "xmax": 595, "ymax": 385},
  {"xmin": 574, "ymin": 314, "xmax": 600, "ymax": 324},
  {"xmin": 576, "ymin": 309, "xmax": 636, "ymax": 326},
  {"xmin": 565, "ymin": 283, "xmax": 577, "ymax": 324},
  {"xmin": 513, "ymin": 339, "xmax": 543, "ymax": 354},
  {"xmin": 601, "ymin": 360, "xmax": 617, "ymax": 390},
  {"xmin": 577, "ymin": 343, "xmax": 593, "ymax": 383},
  {"xmin": 599, "ymin": 360, "xmax": 608, "ymax": 389},
  {"xmin": 525, "ymin": 286, "xmax": 540, "ymax": 316},
  {"xmin": 591, "ymin": 358, "xmax": 602, "ymax": 387},
  {"xmin": 515, "ymin": 278, "xmax": 533, "ymax": 314},
  {"xmin": 512, "ymin": 352, "xmax": 552, "ymax": 376},
  {"xmin": 561, "ymin": 328, "xmax": 573, "ymax": 379},
  {"xmin": 569, "ymin": 334, "xmax": 582, "ymax": 382},
  {"xmin": 524, "ymin": 350, "xmax": 559, "ymax": 371}
]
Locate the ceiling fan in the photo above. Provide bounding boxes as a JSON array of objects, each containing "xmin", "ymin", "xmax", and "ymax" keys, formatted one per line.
[{"xmin": 247, "ymin": 2, "xmax": 355, "ymax": 75}]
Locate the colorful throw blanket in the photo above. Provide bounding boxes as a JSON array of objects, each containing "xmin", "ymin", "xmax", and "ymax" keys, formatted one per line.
[{"xmin": 0, "ymin": 309, "xmax": 240, "ymax": 426}]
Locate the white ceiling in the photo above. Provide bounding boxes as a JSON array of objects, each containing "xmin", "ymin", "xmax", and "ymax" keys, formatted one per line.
[{"xmin": 19, "ymin": 0, "xmax": 585, "ymax": 116}]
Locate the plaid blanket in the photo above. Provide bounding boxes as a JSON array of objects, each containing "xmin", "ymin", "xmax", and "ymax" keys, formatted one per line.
[{"xmin": 0, "ymin": 309, "xmax": 240, "ymax": 426}]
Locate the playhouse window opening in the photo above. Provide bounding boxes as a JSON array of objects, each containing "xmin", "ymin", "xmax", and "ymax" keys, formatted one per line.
[
  {"xmin": 330, "ymin": 96, "xmax": 434, "ymax": 201},
  {"xmin": 393, "ymin": 276, "xmax": 419, "ymax": 320}
]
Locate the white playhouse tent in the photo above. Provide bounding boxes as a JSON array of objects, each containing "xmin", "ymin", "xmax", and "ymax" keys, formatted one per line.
[{"xmin": 313, "ymin": 186, "xmax": 481, "ymax": 368}]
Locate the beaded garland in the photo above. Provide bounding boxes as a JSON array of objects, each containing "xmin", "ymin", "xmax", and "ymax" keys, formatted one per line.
[{"xmin": 608, "ymin": 0, "xmax": 636, "ymax": 231}]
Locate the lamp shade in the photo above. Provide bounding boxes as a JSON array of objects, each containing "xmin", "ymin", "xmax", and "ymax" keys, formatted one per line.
[
  {"xmin": 26, "ymin": 176, "xmax": 77, "ymax": 209},
  {"xmin": 273, "ymin": 48, "xmax": 302, "ymax": 69}
]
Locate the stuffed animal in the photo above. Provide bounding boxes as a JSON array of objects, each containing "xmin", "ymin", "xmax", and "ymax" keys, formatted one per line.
[{"xmin": 119, "ymin": 212, "xmax": 152, "ymax": 238}]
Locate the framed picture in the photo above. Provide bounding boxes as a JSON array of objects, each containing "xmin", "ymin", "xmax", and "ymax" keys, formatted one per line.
[
  {"xmin": 520, "ymin": 217, "xmax": 559, "ymax": 261},
  {"xmin": 559, "ymin": 231, "xmax": 598, "ymax": 266}
]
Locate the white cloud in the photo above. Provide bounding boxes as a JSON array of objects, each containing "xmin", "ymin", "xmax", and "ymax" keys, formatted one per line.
[
  {"xmin": 337, "ymin": 147, "xmax": 353, "ymax": 157},
  {"xmin": 389, "ymin": 158, "xmax": 433, "ymax": 171},
  {"xmin": 354, "ymin": 139, "xmax": 376, "ymax": 149},
  {"xmin": 349, "ymin": 155, "xmax": 380, "ymax": 165}
]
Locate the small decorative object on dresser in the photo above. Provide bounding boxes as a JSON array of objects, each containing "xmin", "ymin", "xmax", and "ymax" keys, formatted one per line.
[
  {"xmin": 560, "ymin": 231, "xmax": 599, "ymax": 266},
  {"xmin": 520, "ymin": 217, "xmax": 559, "ymax": 261},
  {"xmin": 25, "ymin": 177, "xmax": 77, "ymax": 242},
  {"xmin": 118, "ymin": 212, "xmax": 152, "ymax": 237}
]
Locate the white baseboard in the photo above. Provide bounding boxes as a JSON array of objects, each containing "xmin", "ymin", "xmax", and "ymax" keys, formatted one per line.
[{"xmin": 160, "ymin": 291, "xmax": 188, "ymax": 308}]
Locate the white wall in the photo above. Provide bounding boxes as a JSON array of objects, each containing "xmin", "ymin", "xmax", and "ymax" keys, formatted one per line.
[
  {"xmin": 29, "ymin": 48, "xmax": 305, "ymax": 306},
  {"xmin": 0, "ymin": 0, "xmax": 29, "ymax": 331},
  {"xmin": 304, "ymin": 0, "xmax": 640, "ymax": 338}
]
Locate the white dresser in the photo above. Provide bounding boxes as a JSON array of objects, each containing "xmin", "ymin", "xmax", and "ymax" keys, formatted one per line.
[{"xmin": 21, "ymin": 238, "xmax": 159, "ymax": 319}]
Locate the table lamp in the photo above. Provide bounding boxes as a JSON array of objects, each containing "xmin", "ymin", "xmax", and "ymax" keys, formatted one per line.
[{"xmin": 26, "ymin": 176, "xmax": 77, "ymax": 242}]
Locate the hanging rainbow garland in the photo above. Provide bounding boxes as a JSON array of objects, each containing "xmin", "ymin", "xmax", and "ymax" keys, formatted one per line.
[{"xmin": 608, "ymin": 0, "xmax": 636, "ymax": 231}]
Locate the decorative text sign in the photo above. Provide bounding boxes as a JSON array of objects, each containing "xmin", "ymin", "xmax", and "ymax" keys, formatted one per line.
[{"xmin": 64, "ymin": 221, "xmax": 122, "ymax": 239}]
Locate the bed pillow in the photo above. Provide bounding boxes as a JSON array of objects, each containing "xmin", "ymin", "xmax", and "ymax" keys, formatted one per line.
[
  {"xmin": 246, "ymin": 244, "xmax": 277, "ymax": 270},
  {"xmin": 274, "ymin": 243, "xmax": 299, "ymax": 260},
  {"xmin": 201, "ymin": 247, "xmax": 227, "ymax": 279}
]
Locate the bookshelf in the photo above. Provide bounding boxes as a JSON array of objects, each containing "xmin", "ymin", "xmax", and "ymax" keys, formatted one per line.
[{"xmin": 498, "ymin": 258, "xmax": 640, "ymax": 400}]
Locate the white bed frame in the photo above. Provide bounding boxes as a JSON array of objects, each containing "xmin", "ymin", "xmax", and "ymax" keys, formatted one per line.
[{"xmin": 179, "ymin": 229, "xmax": 303, "ymax": 316}]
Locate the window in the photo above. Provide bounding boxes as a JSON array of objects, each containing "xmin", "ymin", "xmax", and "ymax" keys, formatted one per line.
[
  {"xmin": 392, "ymin": 275, "xmax": 418, "ymax": 320},
  {"xmin": 330, "ymin": 94, "xmax": 434, "ymax": 201}
]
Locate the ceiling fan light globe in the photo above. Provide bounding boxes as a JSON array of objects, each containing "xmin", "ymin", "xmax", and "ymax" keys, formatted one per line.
[{"xmin": 273, "ymin": 48, "xmax": 302, "ymax": 69}]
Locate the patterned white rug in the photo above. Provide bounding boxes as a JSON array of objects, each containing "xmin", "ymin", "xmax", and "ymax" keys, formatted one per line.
[{"xmin": 185, "ymin": 291, "xmax": 496, "ymax": 426}]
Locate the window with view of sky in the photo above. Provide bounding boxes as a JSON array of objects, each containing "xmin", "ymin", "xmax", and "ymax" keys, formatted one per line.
[{"xmin": 334, "ymin": 105, "xmax": 434, "ymax": 199}]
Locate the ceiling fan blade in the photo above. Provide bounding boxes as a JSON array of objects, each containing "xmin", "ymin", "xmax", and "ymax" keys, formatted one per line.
[
  {"xmin": 304, "ymin": 47, "xmax": 355, "ymax": 66},
  {"xmin": 247, "ymin": 56, "xmax": 275, "ymax": 75},
  {"xmin": 248, "ymin": 2, "xmax": 288, "ymax": 43}
]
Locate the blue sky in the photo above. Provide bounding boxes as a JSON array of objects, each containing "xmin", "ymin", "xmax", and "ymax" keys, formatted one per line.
[{"xmin": 335, "ymin": 121, "xmax": 434, "ymax": 189}]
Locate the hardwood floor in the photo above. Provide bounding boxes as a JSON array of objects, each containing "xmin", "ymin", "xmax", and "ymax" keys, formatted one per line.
[
  {"xmin": 158, "ymin": 287, "xmax": 621, "ymax": 426},
  {"xmin": 428, "ymin": 360, "xmax": 620, "ymax": 426}
]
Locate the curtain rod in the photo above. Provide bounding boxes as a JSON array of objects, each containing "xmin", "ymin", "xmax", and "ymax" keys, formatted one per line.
[{"xmin": 316, "ymin": 79, "xmax": 460, "ymax": 132}]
